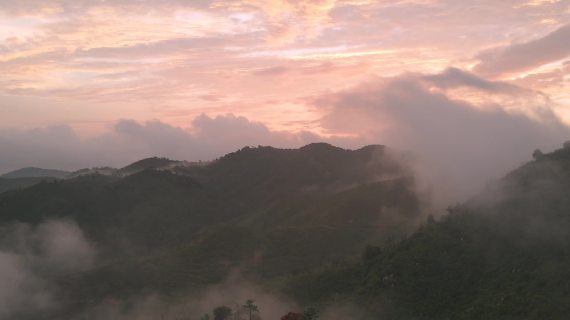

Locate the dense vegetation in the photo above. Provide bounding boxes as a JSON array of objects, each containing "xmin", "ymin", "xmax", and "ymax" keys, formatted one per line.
[
  {"xmin": 197, "ymin": 299, "xmax": 319, "ymax": 320},
  {"xmin": 4, "ymin": 142, "xmax": 570, "ymax": 319},
  {"xmin": 0, "ymin": 143, "xmax": 423, "ymax": 318},
  {"xmin": 282, "ymin": 145, "xmax": 570, "ymax": 319},
  {"xmin": 0, "ymin": 176, "xmax": 58, "ymax": 193}
]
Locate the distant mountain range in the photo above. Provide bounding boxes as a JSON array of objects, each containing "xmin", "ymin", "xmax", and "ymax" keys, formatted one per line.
[
  {"xmin": 0, "ymin": 167, "xmax": 68, "ymax": 194},
  {"xmin": 1, "ymin": 167, "xmax": 70, "ymax": 179},
  {"xmin": 0, "ymin": 158, "xmax": 211, "ymax": 194}
]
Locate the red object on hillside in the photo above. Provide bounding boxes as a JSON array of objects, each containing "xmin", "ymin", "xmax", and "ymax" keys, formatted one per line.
[{"xmin": 281, "ymin": 312, "xmax": 302, "ymax": 320}]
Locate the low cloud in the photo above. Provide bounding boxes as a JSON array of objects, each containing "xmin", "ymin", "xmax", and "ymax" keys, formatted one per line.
[
  {"xmin": 0, "ymin": 219, "xmax": 95, "ymax": 319},
  {"xmin": 314, "ymin": 69, "xmax": 570, "ymax": 203},
  {"xmin": 0, "ymin": 114, "xmax": 326, "ymax": 175}
]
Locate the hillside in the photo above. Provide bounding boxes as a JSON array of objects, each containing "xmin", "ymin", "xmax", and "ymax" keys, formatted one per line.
[
  {"xmin": 0, "ymin": 167, "xmax": 67, "ymax": 194},
  {"xmin": 0, "ymin": 176, "xmax": 58, "ymax": 194},
  {"xmin": 282, "ymin": 144, "xmax": 570, "ymax": 319},
  {"xmin": 117, "ymin": 156, "xmax": 181, "ymax": 176},
  {"xmin": 0, "ymin": 143, "xmax": 424, "ymax": 318}
]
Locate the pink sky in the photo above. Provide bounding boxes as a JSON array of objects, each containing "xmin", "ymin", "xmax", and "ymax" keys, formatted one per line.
[{"xmin": 1, "ymin": 0, "xmax": 570, "ymax": 199}]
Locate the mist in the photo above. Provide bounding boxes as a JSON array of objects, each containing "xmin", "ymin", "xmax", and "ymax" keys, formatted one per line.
[
  {"xmin": 0, "ymin": 219, "xmax": 95, "ymax": 319},
  {"xmin": 0, "ymin": 218, "xmax": 369, "ymax": 320},
  {"xmin": 314, "ymin": 68, "xmax": 570, "ymax": 204}
]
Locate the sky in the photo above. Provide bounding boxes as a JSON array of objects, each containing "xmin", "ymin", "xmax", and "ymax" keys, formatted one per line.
[{"xmin": 1, "ymin": 0, "xmax": 570, "ymax": 199}]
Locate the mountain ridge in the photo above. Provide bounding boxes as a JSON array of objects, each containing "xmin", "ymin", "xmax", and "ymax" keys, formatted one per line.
[
  {"xmin": 1, "ymin": 167, "xmax": 70, "ymax": 179},
  {"xmin": 0, "ymin": 143, "xmax": 424, "ymax": 318}
]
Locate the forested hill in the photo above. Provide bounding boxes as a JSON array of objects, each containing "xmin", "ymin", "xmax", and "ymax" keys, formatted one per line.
[
  {"xmin": 0, "ymin": 143, "xmax": 424, "ymax": 318},
  {"xmin": 283, "ymin": 144, "xmax": 570, "ymax": 320}
]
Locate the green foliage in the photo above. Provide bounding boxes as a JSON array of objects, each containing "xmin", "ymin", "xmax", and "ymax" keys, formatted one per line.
[
  {"xmin": 7, "ymin": 144, "xmax": 570, "ymax": 318},
  {"xmin": 213, "ymin": 305, "xmax": 233, "ymax": 320},
  {"xmin": 283, "ymin": 146, "xmax": 570, "ymax": 319},
  {"xmin": 117, "ymin": 156, "xmax": 179, "ymax": 175},
  {"xmin": 281, "ymin": 312, "xmax": 302, "ymax": 320},
  {"xmin": 0, "ymin": 177, "xmax": 58, "ymax": 194},
  {"xmin": 242, "ymin": 299, "xmax": 259, "ymax": 320},
  {"xmin": 301, "ymin": 307, "xmax": 319, "ymax": 320},
  {"xmin": 0, "ymin": 144, "xmax": 423, "ymax": 317}
]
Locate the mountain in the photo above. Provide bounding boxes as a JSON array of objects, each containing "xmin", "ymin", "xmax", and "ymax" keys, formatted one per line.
[
  {"xmin": 1, "ymin": 167, "xmax": 69, "ymax": 179},
  {"xmin": 64, "ymin": 157, "xmax": 178, "ymax": 179},
  {"xmin": 65, "ymin": 157, "xmax": 209, "ymax": 179},
  {"xmin": 0, "ymin": 143, "xmax": 423, "ymax": 317},
  {"xmin": 180, "ymin": 143, "xmax": 407, "ymax": 207},
  {"xmin": 0, "ymin": 167, "xmax": 69, "ymax": 194},
  {"xmin": 282, "ymin": 144, "xmax": 570, "ymax": 320},
  {"xmin": 66, "ymin": 166, "xmax": 118, "ymax": 178},
  {"xmin": 6, "ymin": 142, "xmax": 570, "ymax": 319},
  {"xmin": 117, "ymin": 156, "xmax": 181, "ymax": 175}
]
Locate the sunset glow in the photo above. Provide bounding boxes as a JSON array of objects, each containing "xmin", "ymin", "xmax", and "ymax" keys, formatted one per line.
[
  {"xmin": 0, "ymin": 1, "xmax": 567, "ymax": 130},
  {"xmin": 1, "ymin": 0, "xmax": 570, "ymax": 183}
]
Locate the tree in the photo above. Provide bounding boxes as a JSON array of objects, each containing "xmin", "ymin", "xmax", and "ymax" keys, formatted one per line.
[
  {"xmin": 281, "ymin": 312, "xmax": 302, "ymax": 320},
  {"xmin": 200, "ymin": 314, "xmax": 211, "ymax": 320},
  {"xmin": 213, "ymin": 306, "xmax": 233, "ymax": 320},
  {"xmin": 533, "ymin": 149, "xmax": 545, "ymax": 160},
  {"xmin": 242, "ymin": 299, "xmax": 259, "ymax": 320},
  {"xmin": 232, "ymin": 303, "xmax": 245, "ymax": 320},
  {"xmin": 302, "ymin": 307, "xmax": 319, "ymax": 320}
]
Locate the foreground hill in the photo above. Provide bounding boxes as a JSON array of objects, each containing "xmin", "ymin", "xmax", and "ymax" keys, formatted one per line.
[
  {"xmin": 283, "ymin": 144, "xmax": 570, "ymax": 319},
  {"xmin": 0, "ymin": 143, "xmax": 424, "ymax": 317}
]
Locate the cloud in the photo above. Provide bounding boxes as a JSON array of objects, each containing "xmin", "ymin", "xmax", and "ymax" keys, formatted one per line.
[
  {"xmin": 315, "ymin": 69, "xmax": 570, "ymax": 203},
  {"xmin": 253, "ymin": 66, "xmax": 291, "ymax": 76},
  {"xmin": 0, "ymin": 0, "xmax": 212, "ymax": 15},
  {"xmin": 74, "ymin": 37, "xmax": 226, "ymax": 59},
  {"xmin": 474, "ymin": 23, "xmax": 570, "ymax": 77},
  {"xmin": 218, "ymin": 0, "xmax": 338, "ymax": 43},
  {"xmin": 1, "ymin": 66, "xmax": 567, "ymax": 208},
  {"xmin": 111, "ymin": 114, "xmax": 323, "ymax": 161},
  {"xmin": 0, "ymin": 114, "xmax": 327, "ymax": 174},
  {"xmin": 2, "ymin": 0, "xmax": 568, "ymax": 117},
  {"xmin": 0, "ymin": 125, "xmax": 84, "ymax": 172},
  {"xmin": 0, "ymin": 219, "xmax": 95, "ymax": 319},
  {"xmin": 510, "ymin": 59, "xmax": 570, "ymax": 89},
  {"xmin": 423, "ymin": 67, "xmax": 530, "ymax": 95}
]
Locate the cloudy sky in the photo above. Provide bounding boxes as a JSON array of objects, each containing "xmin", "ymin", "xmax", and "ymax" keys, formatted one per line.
[{"xmin": 1, "ymin": 0, "xmax": 570, "ymax": 197}]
